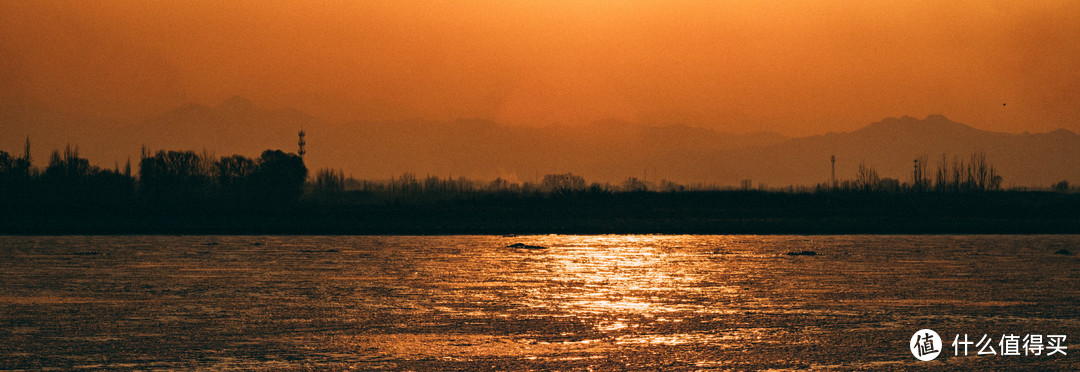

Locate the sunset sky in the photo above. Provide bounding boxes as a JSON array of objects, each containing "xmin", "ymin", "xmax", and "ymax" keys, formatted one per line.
[{"xmin": 2, "ymin": 0, "xmax": 1077, "ymax": 138}]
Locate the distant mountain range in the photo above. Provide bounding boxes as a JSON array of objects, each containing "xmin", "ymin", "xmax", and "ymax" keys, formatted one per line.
[
  {"xmin": 129, "ymin": 96, "xmax": 325, "ymax": 159},
  {"xmin": 3, "ymin": 97, "xmax": 1079, "ymax": 188},
  {"xmin": 726, "ymin": 115, "xmax": 1080, "ymax": 188}
]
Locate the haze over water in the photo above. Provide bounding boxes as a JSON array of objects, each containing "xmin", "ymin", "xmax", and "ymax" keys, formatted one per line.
[{"xmin": 1, "ymin": 235, "xmax": 1077, "ymax": 370}]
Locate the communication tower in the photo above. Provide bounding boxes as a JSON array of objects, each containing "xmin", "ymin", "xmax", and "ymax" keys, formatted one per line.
[{"xmin": 298, "ymin": 130, "xmax": 307, "ymax": 159}]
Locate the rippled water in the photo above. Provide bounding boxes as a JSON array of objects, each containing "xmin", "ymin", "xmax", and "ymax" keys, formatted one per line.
[{"xmin": 0, "ymin": 235, "xmax": 1078, "ymax": 370}]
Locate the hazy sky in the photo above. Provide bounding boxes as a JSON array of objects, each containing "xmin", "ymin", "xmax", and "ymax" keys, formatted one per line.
[{"xmin": 2, "ymin": 0, "xmax": 1078, "ymax": 136}]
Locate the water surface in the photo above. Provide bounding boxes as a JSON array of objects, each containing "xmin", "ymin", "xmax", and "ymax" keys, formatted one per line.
[{"xmin": 0, "ymin": 235, "xmax": 1077, "ymax": 370}]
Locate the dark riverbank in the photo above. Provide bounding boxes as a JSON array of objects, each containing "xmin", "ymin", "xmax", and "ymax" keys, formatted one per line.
[{"xmin": 3, "ymin": 191, "xmax": 1079, "ymax": 234}]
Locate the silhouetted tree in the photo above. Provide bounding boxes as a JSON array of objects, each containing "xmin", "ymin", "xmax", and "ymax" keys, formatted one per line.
[
  {"xmin": 878, "ymin": 177, "xmax": 901, "ymax": 193},
  {"xmin": 1053, "ymin": 180, "xmax": 1071, "ymax": 193},
  {"xmin": 0, "ymin": 149, "xmax": 33, "ymax": 187},
  {"xmin": 38, "ymin": 145, "xmax": 133, "ymax": 206},
  {"xmin": 934, "ymin": 154, "xmax": 948, "ymax": 192},
  {"xmin": 251, "ymin": 150, "xmax": 307, "ymax": 204},
  {"xmin": 932, "ymin": 152, "xmax": 1001, "ymax": 192},
  {"xmin": 392, "ymin": 173, "xmax": 421, "ymax": 194},
  {"xmin": 139, "ymin": 150, "xmax": 215, "ymax": 205},
  {"xmin": 0, "ymin": 138, "xmax": 35, "ymax": 187},
  {"xmin": 621, "ymin": 177, "xmax": 648, "ymax": 192},
  {"xmin": 588, "ymin": 182, "xmax": 610, "ymax": 193},
  {"xmin": 659, "ymin": 179, "xmax": 686, "ymax": 192},
  {"xmin": 313, "ymin": 168, "xmax": 345, "ymax": 199},
  {"xmin": 966, "ymin": 152, "xmax": 990, "ymax": 191},
  {"xmin": 87, "ymin": 168, "xmax": 136, "ymax": 206},
  {"xmin": 44, "ymin": 145, "xmax": 93, "ymax": 182},
  {"xmin": 41, "ymin": 146, "xmax": 92, "ymax": 202},
  {"xmin": 740, "ymin": 179, "xmax": 753, "ymax": 191},
  {"xmin": 487, "ymin": 177, "xmax": 511, "ymax": 192},
  {"xmin": 855, "ymin": 162, "xmax": 880, "ymax": 191},
  {"xmin": 216, "ymin": 154, "xmax": 257, "ymax": 203},
  {"xmin": 541, "ymin": 173, "xmax": 586, "ymax": 193},
  {"xmin": 912, "ymin": 155, "xmax": 929, "ymax": 192}
]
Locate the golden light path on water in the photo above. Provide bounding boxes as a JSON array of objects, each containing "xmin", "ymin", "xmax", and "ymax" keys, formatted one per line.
[
  {"xmin": 347, "ymin": 234, "xmax": 831, "ymax": 367},
  {"xmin": 541, "ymin": 235, "xmax": 718, "ymax": 329},
  {"xmin": 334, "ymin": 235, "xmax": 1080, "ymax": 370}
]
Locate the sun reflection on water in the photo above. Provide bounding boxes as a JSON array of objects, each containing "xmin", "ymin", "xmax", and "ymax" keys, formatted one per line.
[
  {"xmin": 335, "ymin": 234, "xmax": 1073, "ymax": 369},
  {"xmin": 515, "ymin": 235, "xmax": 722, "ymax": 341},
  {"xmin": 489, "ymin": 234, "xmax": 780, "ymax": 354}
]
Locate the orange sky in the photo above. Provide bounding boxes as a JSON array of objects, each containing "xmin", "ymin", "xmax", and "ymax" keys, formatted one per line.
[{"xmin": 1, "ymin": 0, "xmax": 1078, "ymax": 136}]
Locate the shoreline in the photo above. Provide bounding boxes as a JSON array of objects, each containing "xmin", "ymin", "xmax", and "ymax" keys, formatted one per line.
[{"xmin": 3, "ymin": 214, "xmax": 1078, "ymax": 235}]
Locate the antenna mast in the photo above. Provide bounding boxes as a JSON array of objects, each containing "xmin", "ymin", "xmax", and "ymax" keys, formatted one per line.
[
  {"xmin": 298, "ymin": 129, "xmax": 307, "ymax": 159},
  {"xmin": 830, "ymin": 155, "xmax": 836, "ymax": 189}
]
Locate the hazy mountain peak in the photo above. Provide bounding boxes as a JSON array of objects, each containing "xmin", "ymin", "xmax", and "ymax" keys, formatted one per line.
[
  {"xmin": 876, "ymin": 114, "xmax": 953, "ymax": 125},
  {"xmin": 859, "ymin": 114, "xmax": 978, "ymax": 136},
  {"xmin": 924, "ymin": 114, "xmax": 951, "ymax": 122},
  {"xmin": 217, "ymin": 96, "xmax": 258, "ymax": 112},
  {"xmin": 168, "ymin": 102, "xmax": 211, "ymax": 116},
  {"xmin": 1026, "ymin": 128, "xmax": 1079, "ymax": 139},
  {"xmin": 150, "ymin": 96, "xmax": 321, "ymax": 127}
]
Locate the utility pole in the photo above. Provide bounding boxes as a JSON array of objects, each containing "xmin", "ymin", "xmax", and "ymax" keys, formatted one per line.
[
  {"xmin": 298, "ymin": 130, "xmax": 307, "ymax": 160},
  {"xmin": 23, "ymin": 137, "xmax": 31, "ymax": 163},
  {"xmin": 830, "ymin": 155, "xmax": 836, "ymax": 189},
  {"xmin": 913, "ymin": 158, "xmax": 919, "ymax": 190}
]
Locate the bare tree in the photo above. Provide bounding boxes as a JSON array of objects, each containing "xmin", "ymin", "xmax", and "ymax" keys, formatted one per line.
[
  {"xmin": 912, "ymin": 155, "xmax": 928, "ymax": 191},
  {"xmin": 855, "ymin": 162, "xmax": 880, "ymax": 191}
]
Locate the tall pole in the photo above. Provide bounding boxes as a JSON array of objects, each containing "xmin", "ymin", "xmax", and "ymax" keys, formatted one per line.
[
  {"xmin": 913, "ymin": 158, "xmax": 919, "ymax": 189},
  {"xmin": 298, "ymin": 130, "xmax": 307, "ymax": 159},
  {"xmin": 830, "ymin": 155, "xmax": 836, "ymax": 189}
]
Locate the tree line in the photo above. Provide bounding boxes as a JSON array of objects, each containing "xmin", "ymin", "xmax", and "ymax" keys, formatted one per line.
[
  {"xmin": 829, "ymin": 152, "xmax": 1003, "ymax": 193},
  {"xmin": 5, "ymin": 139, "xmax": 1074, "ymax": 210},
  {"xmin": 0, "ymin": 140, "xmax": 306, "ymax": 209},
  {"xmin": 304, "ymin": 152, "xmax": 1026, "ymax": 206}
]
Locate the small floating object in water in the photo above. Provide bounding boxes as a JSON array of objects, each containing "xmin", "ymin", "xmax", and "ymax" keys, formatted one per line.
[
  {"xmin": 300, "ymin": 248, "xmax": 340, "ymax": 253},
  {"xmin": 507, "ymin": 243, "xmax": 546, "ymax": 249},
  {"xmin": 251, "ymin": 242, "xmax": 264, "ymax": 246},
  {"xmin": 72, "ymin": 251, "xmax": 102, "ymax": 256},
  {"xmin": 1054, "ymin": 249, "xmax": 1072, "ymax": 255},
  {"xmin": 201, "ymin": 242, "xmax": 219, "ymax": 246},
  {"xmin": 501, "ymin": 234, "xmax": 517, "ymax": 237},
  {"xmin": 786, "ymin": 250, "xmax": 817, "ymax": 256}
]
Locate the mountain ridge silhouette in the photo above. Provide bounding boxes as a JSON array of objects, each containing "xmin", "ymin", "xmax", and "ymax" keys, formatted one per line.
[{"xmin": 5, "ymin": 97, "xmax": 1079, "ymax": 187}]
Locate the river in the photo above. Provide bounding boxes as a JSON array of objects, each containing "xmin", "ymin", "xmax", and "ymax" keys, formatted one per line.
[{"xmin": 0, "ymin": 235, "xmax": 1077, "ymax": 370}]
